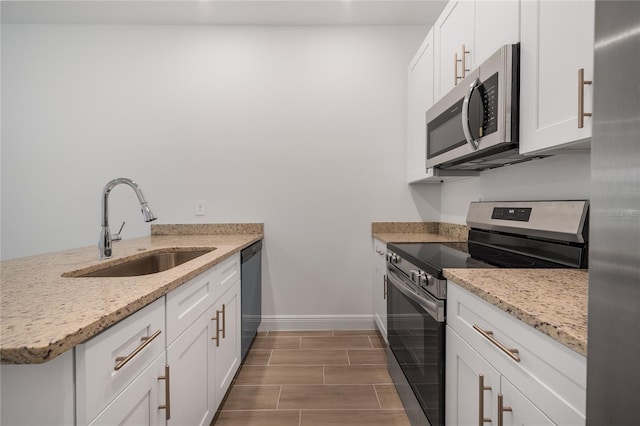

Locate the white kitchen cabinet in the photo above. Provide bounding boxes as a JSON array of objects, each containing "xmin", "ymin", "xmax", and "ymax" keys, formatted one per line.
[
  {"xmin": 214, "ymin": 280, "xmax": 241, "ymax": 407},
  {"xmin": 519, "ymin": 0, "xmax": 595, "ymax": 154},
  {"xmin": 433, "ymin": 0, "xmax": 519, "ymax": 102},
  {"xmin": 167, "ymin": 305, "xmax": 217, "ymax": 426},
  {"xmin": 76, "ymin": 298, "xmax": 166, "ymax": 426},
  {"xmin": 433, "ymin": 0, "xmax": 475, "ymax": 101},
  {"xmin": 166, "ymin": 253, "xmax": 241, "ymax": 425},
  {"xmin": 372, "ymin": 238, "xmax": 387, "ymax": 342},
  {"xmin": 446, "ymin": 326, "xmax": 500, "ymax": 426},
  {"xmin": 407, "ymin": 29, "xmax": 435, "ymax": 183},
  {"xmin": 88, "ymin": 353, "xmax": 168, "ymax": 426},
  {"xmin": 446, "ymin": 282, "xmax": 586, "ymax": 425}
]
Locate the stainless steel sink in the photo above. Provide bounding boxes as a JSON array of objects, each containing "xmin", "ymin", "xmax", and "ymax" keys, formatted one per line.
[{"xmin": 67, "ymin": 248, "xmax": 215, "ymax": 278}]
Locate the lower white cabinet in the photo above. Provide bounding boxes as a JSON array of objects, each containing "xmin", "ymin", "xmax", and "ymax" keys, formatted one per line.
[
  {"xmin": 214, "ymin": 280, "xmax": 241, "ymax": 408},
  {"xmin": 75, "ymin": 298, "xmax": 166, "ymax": 425},
  {"xmin": 446, "ymin": 282, "xmax": 586, "ymax": 426},
  {"xmin": 167, "ymin": 305, "xmax": 217, "ymax": 426},
  {"xmin": 0, "ymin": 253, "xmax": 244, "ymax": 426},
  {"xmin": 446, "ymin": 327, "xmax": 554, "ymax": 426},
  {"xmin": 167, "ymin": 256, "xmax": 242, "ymax": 426},
  {"xmin": 89, "ymin": 353, "xmax": 168, "ymax": 426},
  {"xmin": 372, "ymin": 238, "xmax": 387, "ymax": 342}
]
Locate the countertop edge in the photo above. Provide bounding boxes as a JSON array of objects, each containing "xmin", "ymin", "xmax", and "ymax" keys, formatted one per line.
[{"xmin": 1, "ymin": 233, "xmax": 263, "ymax": 365}]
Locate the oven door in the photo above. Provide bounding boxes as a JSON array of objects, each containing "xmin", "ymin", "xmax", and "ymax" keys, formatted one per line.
[{"xmin": 386, "ymin": 266, "xmax": 445, "ymax": 426}]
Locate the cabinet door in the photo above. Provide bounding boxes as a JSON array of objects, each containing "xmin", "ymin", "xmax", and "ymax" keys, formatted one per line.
[
  {"xmin": 407, "ymin": 29, "xmax": 435, "ymax": 183},
  {"xmin": 446, "ymin": 326, "xmax": 500, "ymax": 426},
  {"xmin": 374, "ymin": 263, "xmax": 388, "ymax": 342},
  {"xmin": 434, "ymin": 0, "xmax": 475, "ymax": 101},
  {"xmin": 215, "ymin": 280, "xmax": 241, "ymax": 408},
  {"xmin": 167, "ymin": 307, "xmax": 216, "ymax": 426},
  {"xmin": 89, "ymin": 354, "xmax": 167, "ymax": 426},
  {"xmin": 499, "ymin": 377, "xmax": 555, "ymax": 426},
  {"xmin": 520, "ymin": 0, "xmax": 595, "ymax": 154},
  {"xmin": 474, "ymin": 0, "xmax": 520, "ymax": 65}
]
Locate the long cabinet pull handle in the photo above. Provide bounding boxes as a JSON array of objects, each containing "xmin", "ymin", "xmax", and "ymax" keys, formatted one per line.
[
  {"xmin": 383, "ymin": 275, "xmax": 388, "ymax": 300},
  {"xmin": 158, "ymin": 364, "xmax": 171, "ymax": 420},
  {"xmin": 221, "ymin": 304, "xmax": 226, "ymax": 339},
  {"xmin": 473, "ymin": 324, "xmax": 521, "ymax": 362},
  {"xmin": 478, "ymin": 374, "xmax": 492, "ymax": 425},
  {"xmin": 497, "ymin": 393, "xmax": 512, "ymax": 426},
  {"xmin": 212, "ymin": 310, "xmax": 220, "ymax": 346},
  {"xmin": 114, "ymin": 329, "xmax": 162, "ymax": 371},
  {"xmin": 578, "ymin": 68, "xmax": 592, "ymax": 128},
  {"xmin": 454, "ymin": 52, "xmax": 461, "ymax": 85},
  {"xmin": 461, "ymin": 44, "xmax": 470, "ymax": 78}
]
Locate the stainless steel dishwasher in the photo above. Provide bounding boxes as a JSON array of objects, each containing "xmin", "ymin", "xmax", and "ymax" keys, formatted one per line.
[{"xmin": 241, "ymin": 240, "xmax": 262, "ymax": 362}]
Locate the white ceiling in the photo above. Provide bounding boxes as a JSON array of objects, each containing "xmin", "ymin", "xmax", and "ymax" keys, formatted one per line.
[{"xmin": 1, "ymin": 0, "xmax": 448, "ymax": 26}]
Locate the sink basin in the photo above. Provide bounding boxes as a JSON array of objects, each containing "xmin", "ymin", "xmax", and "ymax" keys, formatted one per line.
[{"xmin": 67, "ymin": 248, "xmax": 215, "ymax": 278}]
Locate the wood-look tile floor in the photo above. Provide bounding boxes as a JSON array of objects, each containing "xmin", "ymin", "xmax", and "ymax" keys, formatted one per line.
[{"xmin": 212, "ymin": 330, "xmax": 410, "ymax": 426}]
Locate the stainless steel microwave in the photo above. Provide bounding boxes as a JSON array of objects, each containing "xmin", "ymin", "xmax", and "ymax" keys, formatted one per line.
[{"xmin": 426, "ymin": 44, "xmax": 535, "ymax": 171}]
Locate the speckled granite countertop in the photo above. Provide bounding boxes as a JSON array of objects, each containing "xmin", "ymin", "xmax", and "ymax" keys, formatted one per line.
[
  {"xmin": 0, "ymin": 224, "xmax": 263, "ymax": 364},
  {"xmin": 444, "ymin": 269, "xmax": 588, "ymax": 356},
  {"xmin": 372, "ymin": 222, "xmax": 469, "ymax": 243}
]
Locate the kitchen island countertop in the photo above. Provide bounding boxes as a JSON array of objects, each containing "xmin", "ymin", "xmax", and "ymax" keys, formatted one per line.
[{"xmin": 0, "ymin": 224, "xmax": 263, "ymax": 364}]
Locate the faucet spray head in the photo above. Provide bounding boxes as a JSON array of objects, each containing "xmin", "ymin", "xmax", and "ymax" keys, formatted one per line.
[{"xmin": 141, "ymin": 202, "xmax": 157, "ymax": 222}]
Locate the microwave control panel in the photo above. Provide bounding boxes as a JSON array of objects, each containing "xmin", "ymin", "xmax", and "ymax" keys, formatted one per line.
[{"xmin": 480, "ymin": 72, "xmax": 499, "ymax": 137}]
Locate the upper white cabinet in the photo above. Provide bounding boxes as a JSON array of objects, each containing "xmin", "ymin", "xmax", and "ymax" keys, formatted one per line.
[
  {"xmin": 407, "ymin": 29, "xmax": 436, "ymax": 183},
  {"xmin": 434, "ymin": 1, "xmax": 475, "ymax": 100},
  {"xmin": 433, "ymin": 0, "xmax": 519, "ymax": 102},
  {"xmin": 519, "ymin": 0, "xmax": 595, "ymax": 154}
]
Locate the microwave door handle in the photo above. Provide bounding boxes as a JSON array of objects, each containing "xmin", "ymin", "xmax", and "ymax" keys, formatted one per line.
[{"xmin": 462, "ymin": 77, "xmax": 481, "ymax": 150}]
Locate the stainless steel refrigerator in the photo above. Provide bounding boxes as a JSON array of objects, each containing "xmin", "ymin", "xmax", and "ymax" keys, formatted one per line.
[{"xmin": 587, "ymin": 1, "xmax": 640, "ymax": 424}]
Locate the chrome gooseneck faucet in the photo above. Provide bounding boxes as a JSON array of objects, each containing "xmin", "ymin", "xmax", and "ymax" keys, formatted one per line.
[{"xmin": 99, "ymin": 178, "xmax": 157, "ymax": 260}]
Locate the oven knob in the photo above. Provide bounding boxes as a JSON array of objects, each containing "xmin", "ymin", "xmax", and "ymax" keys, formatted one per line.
[
  {"xmin": 417, "ymin": 271, "xmax": 429, "ymax": 287},
  {"xmin": 410, "ymin": 270, "xmax": 418, "ymax": 281},
  {"xmin": 386, "ymin": 252, "xmax": 399, "ymax": 264}
]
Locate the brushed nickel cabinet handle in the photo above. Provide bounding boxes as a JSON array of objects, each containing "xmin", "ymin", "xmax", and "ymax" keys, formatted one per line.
[
  {"xmin": 221, "ymin": 303, "xmax": 226, "ymax": 339},
  {"xmin": 497, "ymin": 393, "xmax": 512, "ymax": 426},
  {"xmin": 461, "ymin": 44, "xmax": 470, "ymax": 78},
  {"xmin": 473, "ymin": 324, "xmax": 521, "ymax": 362},
  {"xmin": 383, "ymin": 275, "xmax": 388, "ymax": 300},
  {"xmin": 212, "ymin": 310, "xmax": 220, "ymax": 346},
  {"xmin": 158, "ymin": 364, "xmax": 171, "ymax": 420},
  {"xmin": 479, "ymin": 374, "xmax": 492, "ymax": 425},
  {"xmin": 578, "ymin": 68, "xmax": 592, "ymax": 128},
  {"xmin": 114, "ymin": 329, "xmax": 162, "ymax": 371}
]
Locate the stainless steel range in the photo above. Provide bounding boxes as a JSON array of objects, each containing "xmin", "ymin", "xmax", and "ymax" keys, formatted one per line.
[{"xmin": 386, "ymin": 200, "xmax": 589, "ymax": 426}]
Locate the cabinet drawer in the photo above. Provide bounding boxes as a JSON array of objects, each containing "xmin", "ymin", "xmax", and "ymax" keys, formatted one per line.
[
  {"xmin": 373, "ymin": 238, "xmax": 386, "ymax": 268},
  {"xmin": 166, "ymin": 267, "xmax": 216, "ymax": 344},
  {"xmin": 76, "ymin": 298, "xmax": 166, "ymax": 425},
  {"xmin": 447, "ymin": 282, "xmax": 586, "ymax": 423},
  {"xmin": 215, "ymin": 254, "xmax": 240, "ymax": 299}
]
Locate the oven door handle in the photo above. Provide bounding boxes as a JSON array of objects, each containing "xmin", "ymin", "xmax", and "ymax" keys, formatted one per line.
[
  {"xmin": 387, "ymin": 268, "xmax": 445, "ymax": 322},
  {"xmin": 462, "ymin": 77, "xmax": 481, "ymax": 151}
]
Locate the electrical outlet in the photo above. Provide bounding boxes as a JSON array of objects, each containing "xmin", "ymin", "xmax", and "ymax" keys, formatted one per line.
[{"xmin": 195, "ymin": 200, "xmax": 205, "ymax": 216}]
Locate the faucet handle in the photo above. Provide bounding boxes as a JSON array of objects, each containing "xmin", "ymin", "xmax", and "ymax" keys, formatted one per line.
[{"xmin": 111, "ymin": 221, "xmax": 126, "ymax": 242}]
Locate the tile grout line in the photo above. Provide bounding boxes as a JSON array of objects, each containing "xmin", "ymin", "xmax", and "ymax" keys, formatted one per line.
[
  {"xmin": 373, "ymin": 384, "xmax": 383, "ymax": 409},
  {"xmin": 275, "ymin": 385, "xmax": 283, "ymax": 410},
  {"xmin": 346, "ymin": 349, "xmax": 351, "ymax": 365},
  {"xmin": 267, "ymin": 349, "xmax": 274, "ymax": 365},
  {"xmin": 298, "ymin": 409, "xmax": 302, "ymax": 426}
]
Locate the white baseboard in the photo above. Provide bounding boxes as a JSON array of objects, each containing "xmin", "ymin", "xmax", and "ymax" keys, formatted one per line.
[{"xmin": 258, "ymin": 314, "xmax": 376, "ymax": 331}]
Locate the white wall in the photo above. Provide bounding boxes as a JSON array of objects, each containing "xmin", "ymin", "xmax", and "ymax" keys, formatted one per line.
[
  {"xmin": 440, "ymin": 154, "xmax": 591, "ymax": 224},
  {"xmin": 1, "ymin": 24, "xmax": 439, "ymax": 325}
]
